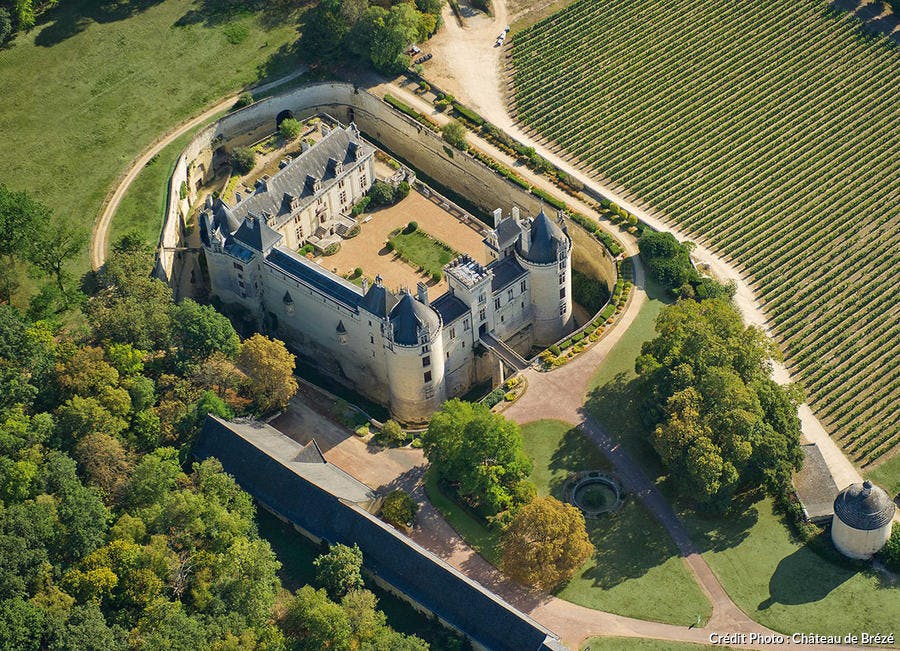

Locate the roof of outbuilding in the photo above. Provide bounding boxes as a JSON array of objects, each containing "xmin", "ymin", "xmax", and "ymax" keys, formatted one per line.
[
  {"xmin": 389, "ymin": 292, "xmax": 440, "ymax": 346},
  {"xmin": 518, "ymin": 208, "xmax": 568, "ymax": 264},
  {"xmin": 833, "ymin": 481, "xmax": 895, "ymax": 530}
]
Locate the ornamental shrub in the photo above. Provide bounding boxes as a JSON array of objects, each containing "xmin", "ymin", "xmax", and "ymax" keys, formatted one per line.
[{"xmin": 231, "ymin": 147, "xmax": 256, "ymax": 174}]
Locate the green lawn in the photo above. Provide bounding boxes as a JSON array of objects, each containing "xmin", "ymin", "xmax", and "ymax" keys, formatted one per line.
[
  {"xmin": 866, "ymin": 454, "xmax": 900, "ymax": 498},
  {"xmin": 521, "ymin": 420, "xmax": 711, "ymax": 625},
  {"xmin": 388, "ymin": 228, "xmax": 457, "ymax": 279},
  {"xmin": 581, "ymin": 638, "xmax": 730, "ymax": 651},
  {"xmin": 679, "ymin": 498, "xmax": 899, "ymax": 639},
  {"xmin": 0, "ymin": 0, "xmax": 300, "ymax": 286},
  {"xmin": 584, "ymin": 275, "xmax": 669, "ymax": 473}
]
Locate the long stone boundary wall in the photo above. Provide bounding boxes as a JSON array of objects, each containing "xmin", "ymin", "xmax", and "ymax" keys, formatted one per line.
[{"xmin": 157, "ymin": 82, "xmax": 616, "ymax": 292}]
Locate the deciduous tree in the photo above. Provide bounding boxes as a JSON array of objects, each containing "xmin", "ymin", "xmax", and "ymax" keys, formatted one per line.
[
  {"xmin": 501, "ymin": 496, "xmax": 593, "ymax": 591},
  {"xmin": 314, "ymin": 543, "xmax": 364, "ymax": 599},
  {"xmin": 237, "ymin": 334, "xmax": 297, "ymax": 414}
]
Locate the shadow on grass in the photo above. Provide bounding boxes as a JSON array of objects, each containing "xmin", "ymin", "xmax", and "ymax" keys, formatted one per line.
[
  {"xmin": 35, "ymin": 0, "xmax": 167, "ymax": 46},
  {"xmin": 759, "ymin": 531, "xmax": 860, "ymax": 608},
  {"xmin": 546, "ymin": 425, "xmax": 612, "ymax": 497}
]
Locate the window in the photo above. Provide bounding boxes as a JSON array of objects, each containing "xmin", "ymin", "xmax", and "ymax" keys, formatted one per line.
[
  {"xmin": 520, "ymin": 280, "xmax": 527, "ymax": 292},
  {"xmin": 559, "ymin": 304, "xmax": 566, "ymax": 316},
  {"xmin": 478, "ymin": 292, "xmax": 486, "ymax": 304},
  {"xmin": 360, "ymin": 173, "xmax": 367, "ymax": 189},
  {"xmin": 560, "ymin": 258, "xmax": 567, "ymax": 269},
  {"xmin": 479, "ymin": 308, "xmax": 486, "ymax": 321},
  {"xmin": 559, "ymin": 273, "xmax": 565, "ymax": 285},
  {"xmin": 421, "ymin": 345, "xmax": 429, "ymax": 353},
  {"xmin": 560, "ymin": 287, "xmax": 566, "ymax": 299},
  {"xmin": 521, "ymin": 301, "xmax": 525, "ymax": 309},
  {"xmin": 500, "ymin": 315, "xmax": 505, "ymax": 323},
  {"xmin": 295, "ymin": 226, "xmax": 303, "ymax": 241},
  {"xmin": 446, "ymin": 352, "xmax": 450, "ymax": 358},
  {"xmin": 464, "ymin": 319, "xmax": 470, "ymax": 331},
  {"xmin": 237, "ymin": 280, "xmax": 245, "ymax": 288},
  {"xmin": 424, "ymin": 371, "xmax": 432, "ymax": 383},
  {"xmin": 450, "ymin": 327, "xmax": 456, "ymax": 339},
  {"xmin": 424, "ymin": 386, "xmax": 435, "ymax": 399},
  {"xmin": 508, "ymin": 288, "xmax": 514, "ymax": 301},
  {"xmin": 370, "ymin": 335, "xmax": 374, "ymax": 344},
  {"xmin": 339, "ymin": 190, "xmax": 347, "ymax": 204},
  {"xmin": 233, "ymin": 262, "xmax": 244, "ymax": 271},
  {"xmin": 339, "ymin": 179, "xmax": 345, "ymax": 189},
  {"xmin": 494, "ymin": 298, "xmax": 501, "ymax": 309},
  {"xmin": 422, "ymin": 356, "xmax": 431, "ymax": 367}
]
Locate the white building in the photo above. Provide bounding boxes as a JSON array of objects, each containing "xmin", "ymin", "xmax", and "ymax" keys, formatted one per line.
[
  {"xmin": 200, "ymin": 123, "xmax": 573, "ymax": 423},
  {"xmin": 831, "ymin": 480, "xmax": 895, "ymax": 560}
]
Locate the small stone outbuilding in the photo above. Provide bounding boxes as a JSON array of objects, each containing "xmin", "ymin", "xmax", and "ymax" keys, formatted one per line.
[{"xmin": 831, "ymin": 480, "xmax": 895, "ymax": 560}]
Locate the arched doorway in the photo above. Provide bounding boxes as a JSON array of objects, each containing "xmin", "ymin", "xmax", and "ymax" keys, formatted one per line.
[{"xmin": 276, "ymin": 109, "xmax": 295, "ymax": 130}]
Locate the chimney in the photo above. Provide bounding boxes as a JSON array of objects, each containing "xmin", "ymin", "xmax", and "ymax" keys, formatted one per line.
[
  {"xmin": 361, "ymin": 277, "xmax": 370, "ymax": 293},
  {"xmin": 321, "ymin": 123, "xmax": 330, "ymax": 136},
  {"xmin": 492, "ymin": 208, "xmax": 502, "ymax": 226},
  {"xmin": 301, "ymin": 141, "xmax": 311, "ymax": 153},
  {"xmin": 416, "ymin": 282, "xmax": 429, "ymax": 306},
  {"xmin": 235, "ymin": 192, "xmax": 242, "ymax": 203},
  {"xmin": 512, "ymin": 206, "xmax": 520, "ymax": 222}
]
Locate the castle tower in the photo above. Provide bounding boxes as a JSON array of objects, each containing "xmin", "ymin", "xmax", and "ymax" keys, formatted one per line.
[
  {"xmin": 515, "ymin": 208, "xmax": 573, "ymax": 345},
  {"xmin": 383, "ymin": 289, "xmax": 447, "ymax": 423}
]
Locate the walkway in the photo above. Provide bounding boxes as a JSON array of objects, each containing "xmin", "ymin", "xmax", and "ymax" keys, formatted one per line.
[{"xmin": 90, "ymin": 66, "xmax": 308, "ymax": 270}]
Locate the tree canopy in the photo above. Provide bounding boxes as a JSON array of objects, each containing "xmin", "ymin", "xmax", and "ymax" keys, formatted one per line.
[
  {"xmin": 422, "ymin": 399, "xmax": 533, "ymax": 516},
  {"xmin": 501, "ymin": 496, "xmax": 594, "ymax": 591},
  {"xmin": 636, "ymin": 298, "xmax": 803, "ymax": 510}
]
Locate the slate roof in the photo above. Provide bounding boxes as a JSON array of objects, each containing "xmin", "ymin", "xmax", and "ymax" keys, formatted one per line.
[
  {"xmin": 193, "ymin": 416, "xmax": 566, "ymax": 651},
  {"xmin": 222, "ymin": 125, "xmax": 373, "ymax": 229},
  {"xmin": 360, "ymin": 282, "xmax": 398, "ymax": 318},
  {"xmin": 494, "ymin": 216, "xmax": 522, "ymax": 249},
  {"xmin": 834, "ymin": 481, "xmax": 895, "ymax": 530},
  {"xmin": 233, "ymin": 216, "xmax": 283, "ymax": 252},
  {"xmin": 266, "ymin": 247, "xmax": 364, "ymax": 310},
  {"xmin": 431, "ymin": 292, "xmax": 470, "ymax": 324},
  {"xmin": 489, "ymin": 255, "xmax": 528, "ymax": 292},
  {"xmin": 518, "ymin": 209, "xmax": 568, "ymax": 264},
  {"xmin": 792, "ymin": 444, "xmax": 839, "ymax": 523},
  {"xmin": 389, "ymin": 292, "xmax": 440, "ymax": 346}
]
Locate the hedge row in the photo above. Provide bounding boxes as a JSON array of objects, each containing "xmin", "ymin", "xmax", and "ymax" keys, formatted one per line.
[
  {"xmin": 564, "ymin": 210, "xmax": 624, "ymax": 256},
  {"xmin": 384, "ymin": 94, "xmax": 439, "ymax": 131},
  {"xmin": 530, "ymin": 186, "xmax": 566, "ymax": 210},
  {"xmin": 471, "ymin": 149, "xmax": 531, "ymax": 189},
  {"xmin": 452, "ymin": 100, "xmax": 485, "ymax": 126}
]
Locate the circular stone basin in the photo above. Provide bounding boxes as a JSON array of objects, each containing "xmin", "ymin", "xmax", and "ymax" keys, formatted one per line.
[{"xmin": 570, "ymin": 475, "xmax": 623, "ymax": 517}]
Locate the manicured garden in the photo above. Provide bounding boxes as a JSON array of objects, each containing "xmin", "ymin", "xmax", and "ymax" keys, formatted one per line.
[
  {"xmin": 581, "ymin": 638, "xmax": 727, "ymax": 651},
  {"xmin": 426, "ymin": 417, "xmax": 713, "ymax": 625},
  {"xmin": 388, "ymin": 226, "xmax": 458, "ymax": 281},
  {"xmin": 0, "ymin": 0, "xmax": 300, "ymax": 280}
]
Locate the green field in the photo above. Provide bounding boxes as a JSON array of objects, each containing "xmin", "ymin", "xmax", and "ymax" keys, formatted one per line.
[
  {"xmin": 388, "ymin": 228, "xmax": 458, "ymax": 279},
  {"xmin": 581, "ymin": 638, "xmax": 729, "ymax": 651},
  {"xmin": 680, "ymin": 499, "xmax": 900, "ymax": 639},
  {"xmin": 511, "ymin": 0, "xmax": 900, "ymax": 467},
  {"xmin": 0, "ymin": 0, "xmax": 300, "ymax": 283}
]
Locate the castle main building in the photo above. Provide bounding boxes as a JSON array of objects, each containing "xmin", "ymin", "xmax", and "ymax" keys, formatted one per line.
[{"xmin": 200, "ymin": 120, "xmax": 573, "ymax": 422}]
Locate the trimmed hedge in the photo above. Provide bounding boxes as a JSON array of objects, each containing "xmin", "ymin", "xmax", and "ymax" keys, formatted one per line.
[
  {"xmin": 452, "ymin": 101, "xmax": 485, "ymax": 126},
  {"xmin": 530, "ymin": 186, "xmax": 566, "ymax": 210},
  {"xmin": 384, "ymin": 94, "xmax": 439, "ymax": 131}
]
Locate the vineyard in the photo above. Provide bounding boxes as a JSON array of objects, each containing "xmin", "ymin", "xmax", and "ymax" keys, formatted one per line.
[{"xmin": 510, "ymin": 0, "xmax": 900, "ymax": 467}]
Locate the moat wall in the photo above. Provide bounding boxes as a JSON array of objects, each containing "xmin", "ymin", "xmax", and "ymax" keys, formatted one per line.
[{"xmin": 158, "ymin": 82, "xmax": 616, "ymax": 294}]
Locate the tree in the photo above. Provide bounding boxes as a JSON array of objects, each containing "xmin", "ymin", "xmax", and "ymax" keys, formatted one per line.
[
  {"xmin": 501, "ymin": 496, "xmax": 593, "ymax": 591},
  {"xmin": 283, "ymin": 585, "xmax": 352, "ymax": 651},
  {"xmin": 314, "ymin": 543, "xmax": 364, "ymax": 599},
  {"xmin": 237, "ymin": 334, "xmax": 297, "ymax": 414},
  {"xmin": 0, "ymin": 9, "xmax": 12, "ymax": 46},
  {"xmin": 877, "ymin": 523, "xmax": 900, "ymax": 572},
  {"xmin": 27, "ymin": 221, "xmax": 87, "ymax": 304},
  {"xmin": 170, "ymin": 299, "xmax": 241, "ymax": 363},
  {"xmin": 0, "ymin": 184, "xmax": 45, "ymax": 302},
  {"xmin": 231, "ymin": 147, "xmax": 256, "ymax": 175},
  {"xmin": 74, "ymin": 432, "xmax": 132, "ymax": 503},
  {"xmin": 636, "ymin": 299, "xmax": 802, "ymax": 510},
  {"xmin": 380, "ymin": 419, "xmax": 406, "ymax": 445},
  {"xmin": 380, "ymin": 489, "xmax": 418, "ymax": 529},
  {"xmin": 422, "ymin": 399, "xmax": 532, "ymax": 515},
  {"xmin": 368, "ymin": 180, "xmax": 396, "ymax": 206},
  {"xmin": 441, "ymin": 119, "xmax": 468, "ymax": 150},
  {"xmin": 279, "ymin": 117, "xmax": 302, "ymax": 141},
  {"xmin": 234, "ymin": 91, "xmax": 254, "ymax": 109}
]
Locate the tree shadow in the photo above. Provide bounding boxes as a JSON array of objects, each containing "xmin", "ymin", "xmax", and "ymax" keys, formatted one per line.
[
  {"xmin": 826, "ymin": 0, "xmax": 900, "ymax": 43},
  {"xmin": 758, "ymin": 531, "xmax": 859, "ymax": 609},
  {"xmin": 546, "ymin": 425, "xmax": 611, "ymax": 497},
  {"xmin": 34, "ymin": 0, "xmax": 167, "ymax": 47}
]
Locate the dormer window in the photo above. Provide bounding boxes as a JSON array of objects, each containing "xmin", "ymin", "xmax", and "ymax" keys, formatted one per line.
[{"xmin": 328, "ymin": 157, "xmax": 344, "ymax": 175}]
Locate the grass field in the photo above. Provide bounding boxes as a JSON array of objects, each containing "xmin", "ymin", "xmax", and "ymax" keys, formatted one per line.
[
  {"xmin": 866, "ymin": 454, "xmax": 900, "ymax": 497},
  {"xmin": 585, "ymin": 277, "xmax": 669, "ymax": 473},
  {"xmin": 679, "ymin": 498, "xmax": 900, "ymax": 639},
  {"xmin": 0, "ymin": 0, "xmax": 300, "ymax": 285},
  {"xmin": 511, "ymin": 0, "xmax": 900, "ymax": 467},
  {"xmin": 388, "ymin": 228, "xmax": 458, "ymax": 279}
]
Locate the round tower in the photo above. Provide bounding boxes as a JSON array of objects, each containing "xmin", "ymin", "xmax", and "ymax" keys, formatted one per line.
[
  {"xmin": 515, "ymin": 209, "xmax": 573, "ymax": 345},
  {"xmin": 831, "ymin": 480, "xmax": 895, "ymax": 559},
  {"xmin": 383, "ymin": 291, "xmax": 446, "ymax": 424}
]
